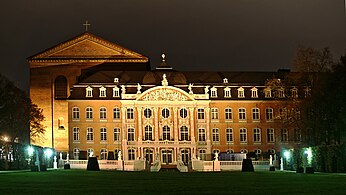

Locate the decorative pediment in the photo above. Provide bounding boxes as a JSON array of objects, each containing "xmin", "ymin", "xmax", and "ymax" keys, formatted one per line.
[
  {"xmin": 136, "ymin": 86, "xmax": 194, "ymax": 101},
  {"xmin": 28, "ymin": 32, "xmax": 148, "ymax": 66}
]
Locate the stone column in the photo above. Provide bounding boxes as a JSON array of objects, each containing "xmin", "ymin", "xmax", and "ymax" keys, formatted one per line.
[
  {"xmin": 154, "ymin": 107, "xmax": 159, "ymax": 141},
  {"xmin": 173, "ymin": 107, "xmax": 178, "ymax": 142},
  {"xmin": 137, "ymin": 107, "xmax": 142, "ymax": 141},
  {"xmin": 189, "ymin": 107, "xmax": 195, "ymax": 143}
]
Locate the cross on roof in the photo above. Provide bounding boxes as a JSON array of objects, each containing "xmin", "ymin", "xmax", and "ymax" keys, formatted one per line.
[{"xmin": 83, "ymin": 20, "xmax": 91, "ymax": 31}]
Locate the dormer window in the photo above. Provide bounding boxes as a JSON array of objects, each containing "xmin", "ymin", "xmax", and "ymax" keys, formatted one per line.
[
  {"xmin": 211, "ymin": 87, "xmax": 218, "ymax": 98},
  {"xmin": 278, "ymin": 87, "xmax": 285, "ymax": 98},
  {"xmin": 99, "ymin": 86, "xmax": 106, "ymax": 97},
  {"xmin": 86, "ymin": 86, "xmax": 93, "ymax": 97},
  {"xmin": 264, "ymin": 87, "xmax": 272, "ymax": 98},
  {"xmin": 113, "ymin": 86, "xmax": 120, "ymax": 97},
  {"xmin": 251, "ymin": 87, "xmax": 258, "ymax": 98},
  {"xmin": 114, "ymin": 78, "xmax": 119, "ymax": 83},
  {"xmin": 224, "ymin": 87, "xmax": 231, "ymax": 98},
  {"xmin": 304, "ymin": 87, "xmax": 311, "ymax": 97},
  {"xmin": 291, "ymin": 87, "xmax": 298, "ymax": 98},
  {"xmin": 223, "ymin": 78, "xmax": 228, "ymax": 84},
  {"xmin": 237, "ymin": 87, "xmax": 245, "ymax": 98}
]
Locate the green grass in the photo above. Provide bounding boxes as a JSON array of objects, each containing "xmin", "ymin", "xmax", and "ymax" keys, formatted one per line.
[{"xmin": 1, "ymin": 170, "xmax": 346, "ymax": 194}]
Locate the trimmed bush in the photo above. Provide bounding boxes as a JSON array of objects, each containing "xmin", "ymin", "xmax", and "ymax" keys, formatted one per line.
[
  {"xmin": 31, "ymin": 165, "xmax": 39, "ymax": 172},
  {"xmin": 64, "ymin": 164, "xmax": 71, "ymax": 169},
  {"xmin": 242, "ymin": 159, "xmax": 254, "ymax": 172},
  {"xmin": 296, "ymin": 167, "xmax": 304, "ymax": 173},
  {"xmin": 87, "ymin": 157, "xmax": 100, "ymax": 171},
  {"xmin": 305, "ymin": 167, "xmax": 314, "ymax": 174},
  {"xmin": 269, "ymin": 166, "xmax": 275, "ymax": 171}
]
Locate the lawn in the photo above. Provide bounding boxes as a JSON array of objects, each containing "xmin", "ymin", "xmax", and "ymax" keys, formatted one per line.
[{"xmin": 0, "ymin": 170, "xmax": 346, "ymax": 194}]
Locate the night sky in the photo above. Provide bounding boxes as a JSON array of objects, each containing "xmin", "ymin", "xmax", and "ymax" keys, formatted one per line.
[{"xmin": 1, "ymin": 0, "xmax": 345, "ymax": 92}]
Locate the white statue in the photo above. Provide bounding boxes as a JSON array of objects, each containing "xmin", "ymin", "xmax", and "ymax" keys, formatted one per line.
[
  {"xmin": 59, "ymin": 152, "xmax": 63, "ymax": 160},
  {"xmin": 188, "ymin": 83, "xmax": 193, "ymax": 94},
  {"xmin": 204, "ymin": 86, "xmax": 210, "ymax": 94},
  {"xmin": 269, "ymin": 155, "xmax": 273, "ymax": 166},
  {"xmin": 162, "ymin": 74, "xmax": 168, "ymax": 86},
  {"xmin": 118, "ymin": 150, "xmax": 122, "ymax": 161},
  {"xmin": 197, "ymin": 156, "xmax": 201, "ymax": 160},
  {"xmin": 89, "ymin": 151, "xmax": 94, "ymax": 157},
  {"xmin": 214, "ymin": 152, "xmax": 219, "ymax": 161},
  {"xmin": 137, "ymin": 83, "xmax": 142, "ymax": 94},
  {"xmin": 66, "ymin": 154, "xmax": 70, "ymax": 162},
  {"xmin": 121, "ymin": 85, "xmax": 126, "ymax": 94}
]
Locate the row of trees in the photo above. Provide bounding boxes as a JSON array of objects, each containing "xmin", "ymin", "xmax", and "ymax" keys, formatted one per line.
[{"xmin": 0, "ymin": 74, "xmax": 46, "ymax": 169}]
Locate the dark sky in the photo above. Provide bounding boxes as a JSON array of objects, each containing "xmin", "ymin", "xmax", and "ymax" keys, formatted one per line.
[{"xmin": 1, "ymin": 0, "xmax": 345, "ymax": 92}]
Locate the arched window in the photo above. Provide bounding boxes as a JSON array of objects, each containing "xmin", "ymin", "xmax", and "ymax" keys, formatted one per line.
[
  {"xmin": 180, "ymin": 126, "xmax": 189, "ymax": 141},
  {"xmin": 54, "ymin": 75, "xmax": 68, "ymax": 99}
]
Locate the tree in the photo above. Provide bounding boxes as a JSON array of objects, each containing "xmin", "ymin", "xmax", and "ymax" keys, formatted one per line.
[{"xmin": 30, "ymin": 102, "xmax": 46, "ymax": 144}]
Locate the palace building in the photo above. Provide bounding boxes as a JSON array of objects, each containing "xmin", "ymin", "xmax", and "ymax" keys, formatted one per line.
[{"xmin": 28, "ymin": 32, "xmax": 308, "ymax": 164}]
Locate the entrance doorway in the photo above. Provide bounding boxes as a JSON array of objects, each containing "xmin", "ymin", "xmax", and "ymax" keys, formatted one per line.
[
  {"xmin": 181, "ymin": 149, "xmax": 190, "ymax": 165},
  {"xmin": 162, "ymin": 149, "xmax": 173, "ymax": 164}
]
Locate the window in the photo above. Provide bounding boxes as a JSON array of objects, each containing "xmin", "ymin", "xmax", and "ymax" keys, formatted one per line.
[
  {"xmin": 212, "ymin": 149, "xmax": 220, "ymax": 154},
  {"xmin": 240, "ymin": 128, "xmax": 247, "ymax": 143},
  {"xmin": 100, "ymin": 107, "xmax": 107, "ymax": 120},
  {"xmin": 127, "ymin": 128, "xmax": 135, "ymax": 141},
  {"xmin": 223, "ymin": 78, "xmax": 228, "ymax": 83},
  {"xmin": 238, "ymin": 108, "xmax": 246, "ymax": 121},
  {"xmin": 252, "ymin": 108, "xmax": 260, "ymax": 121},
  {"xmin": 87, "ymin": 148, "xmax": 94, "ymax": 157},
  {"xmin": 237, "ymin": 87, "xmax": 245, "ymax": 98},
  {"xmin": 100, "ymin": 149, "xmax": 108, "ymax": 160},
  {"xmin": 199, "ymin": 149, "xmax": 206, "ymax": 160},
  {"xmin": 113, "ymin": 86, "xmax": 120, "ymax": 97},
  {"xmin": 227, "ymin": 149, "xmax": 234, "ymax": 154},
  {"xmin": 72, "ymin": 107, "xmax": 80, "ymax": 120},
  {"xmin": 278, "ymin": 88, "xmax": 285, "ymax": 98},
  {"xmin": 180, "ymin": 108, "xmax": 188, "ymax": 118},
  {"xmin": 212, "ymin": 128, "xmax": 219, "ymax": 142},
  {"xmin": 162, "ymin": 108, "xmax": 170, "ymax": 118},
  {"xmin": 268, "ymin": 149, "xmax": 275, "ymax": 154},
  {"xmin": 211, "ymin": 87, "xmax": 217, "ymax": 97},
  {"xmin": 226, "ymin": 128, "xmax": 233, "ymax": 143},
  {"xmin": 224, "ymin": 87, "xmax": 231, "ymax": 98},
  {"xmin": 211, "ymin": 108, "xmax": 219, "ymax": 120},
  {"xmin": 73, "ymin": 127, "xmax": 80, "ymax": 142},
  {"xmin": 267, "ymin": 128, "xmax": 275, "ymax": 142},
  {"xmin": 294, "ymin": 129, "xmax": 301, "ymax": 142},
  {"xmin": 144, "ymin": 125, "xmax": 153, "ymax": 141},
  {"xmin": 240, "ymin": 149, "xmax": 248, "ymax": 154},
  {"xmin": 127, "ymin": 108, "xmax": 134, "ymax": 119},
  {"xmin": 86, "ymin": 107, "xmax": 93, "ymax": 120},
  {"xmin": 113, "ymin": 107, "xmax": 120, "ymax": 119},
  {"xmin": 264, "ymin": 87, "xmax": 272, "ymax": 98},
  {"xmin": 73, "ymin": 148, "xmax": 79, "ymax": 160},
  {"xmin": 128, "ymin": 149, "xmax": 135, "ymax": 160},
  {"xmin": 144, "ymin": 108, "xmax": 152, "ymax": 118},
  {"xmin": 86, "ymin": 86, "xmax": 93, "ymax": 97},
  {"xmin": 162, "ymin": 126, "xmax": 170, "ymax": 140},
  {"xmin": 99, "ymin": 86, "xmax": 106, "ymax": 97},
  {"xmin": 100, "ymin": 127, "xmax": 107, "ymax": 141},
  {"xmin": 266, "ymin": 108, "xmax": 273, "ymax": 121},
  {"xmin": 54, "ymin": 75, "xmax": 68, "ymax": 99},
  {"xmin": 281, "ymin": 129, "xmax": 288, "ymax": 142},
  {"xmin": 197, "ymin": 108, "xmax": 205, "ymax": 120},
  {"xmin": 198, "ymin": 128, "xmax": 206, "ymax": 141},
  {"xmin": 114, "ymin": 128, "xmax": 120, "ymax": 141},
  {"xmin": 180, "ymin": 126, "xmax": 189, "ymax": 141},
  {"xmin": 291, "ymin": 87, "xmax": 298, "ymax": 98},
  {"xmin": 251, "ymin": 87, "xmax": 258, "ymax": 98},
  {"xmin": 253, "ymin": 128, "xmax": 261, "ymax": 143},
  {"xmin": 254, "ymin": 149, "xmax": 261, "ymax": 155},
  {"xmin": 86, "ymin": 127, "xmax": 94, "ymax": 141},
  {"xmin": 225, "ymin": 108, "xmax": 232, "ymax": 120}
]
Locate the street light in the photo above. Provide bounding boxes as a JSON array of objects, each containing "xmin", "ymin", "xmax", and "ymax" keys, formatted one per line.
[{"xmin": 27, "ymin": 146, "xmax": 34, "ymax": 156}]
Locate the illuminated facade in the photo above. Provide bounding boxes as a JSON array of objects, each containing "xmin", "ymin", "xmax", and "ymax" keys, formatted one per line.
[{"xmin": 29, "ymin": 32, "xmax": 308, "ymax": 164}]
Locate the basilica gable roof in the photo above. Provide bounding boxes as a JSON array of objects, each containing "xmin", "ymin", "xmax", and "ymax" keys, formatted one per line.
[{"xmin": 28, "ymin": 32, "xmax": 148, "ymax": 68}]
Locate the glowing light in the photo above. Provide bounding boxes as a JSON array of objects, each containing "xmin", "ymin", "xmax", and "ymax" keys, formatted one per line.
[
  {"xmin": 3, "ymin": 136, "xmax": 9, "ymax": 142},
  {"xmin": 284, "ymin": 150, "xmax": 290, "ymax": 159},
  {"xmin": 305, "ymin": 147, "xmax": 313, "ymax": 164},
  {"xmin": 44, "ymin": 148, "xmax": 53, "ymax": 158},
  {"xmin": 27, "ymin": 146, "xmax": 34, "ymax": 156}
]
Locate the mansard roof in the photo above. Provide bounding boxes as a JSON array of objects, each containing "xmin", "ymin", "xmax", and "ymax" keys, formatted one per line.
[{"xmin": 27, "ymin": 32, "xmax": 149, "ymax": 68}]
